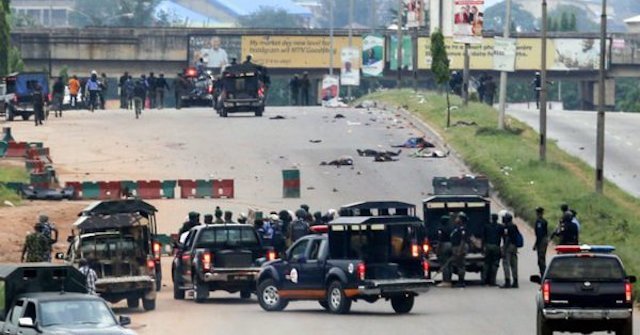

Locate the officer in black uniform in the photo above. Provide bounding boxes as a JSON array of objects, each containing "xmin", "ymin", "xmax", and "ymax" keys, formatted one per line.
[
  {"xmin": 501, "ymin": 213, "xmax": 520, "ymax": 288},
  {"xmin": 178, "ymin": 212, "xmax": 200, "ymax": 235},
  {"xmin": 289, "ymin": 209, "xmax": 310, "ymax": 244},
  {"xmin": 450, "ymin": 212, "xmax": 469, "ymax": 288},
  {"xmin": 533, "ymin": 207, "xmax": 549, "ymax": 276},
  {"xmin": 482, "ymin": 213, "xmax": 502, "ymax": 286},
  {"xmin": 436, "ymin": 215, "xmax": 454, "ymax": 287},
  {"xmin": 551, "ymin": 211, "xmax": 579, "ymax": 245}
]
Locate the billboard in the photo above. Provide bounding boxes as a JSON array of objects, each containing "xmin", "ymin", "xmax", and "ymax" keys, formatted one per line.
[
  {"xmin": 340, "ymin": 47, "xmax": 361, "ymax": 86},
  {"xmin": 405, "ymin": 0, "xmax": 425, "ymax": 28},
  {"xmin": 390, "ymin": 35, "xmax": 413, "ymax": 70},
  {"xmin": 419, "ymin": 37, "xmax": 603, "ymax": 71},
  {"xmin": 189, "ymin": 35, "xmax": 242, "ymax": 70},
  {"xmin": 493, "ymin": 37, "xmax": 516, "ymax": 72},
  {"xmin": 362, "ymin": 35, "xmax": 385, "ymax": 77},
  {"xmin": 321, "ymin": 75, "xmax": 340, "ymax": 107},
  {"xmin": 452, "ymin": 0, "xmax": 484, "ymax": 44},
  {"xmin": 241, "ymin": 35, "xmax": 362, "ymax": 68}
]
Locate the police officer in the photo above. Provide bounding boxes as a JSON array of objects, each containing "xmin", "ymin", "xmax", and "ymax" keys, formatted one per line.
[
  {"xmin": 224, "ymin": 211, "xmax": 233, "ymax": 223},
  {"xmin": 178, "ymin": 211, "xmax": 200, "ymax": 235},
  {"xmin": 482, "ymin": 213, "xmax": 502, "ymax": 286},
  {"xmin": 32, "ymin": 84, "xmax": 45, "ymax": 126},
  {"xmin": 289, "ymin": 209, "xmax": 310, "ymax": 244},
  {"xmin": 38, "ymin": 215, "xmax": 58, "ymax": 261},
  {"xmin": 214, "ymin": 207, "xmax": 224, "ymax": 224},
  {"xmin": 21, "ymin": 222, "xmax": 52, "ymax": 262},
  {"xmin": 436, "ymin": 215, "xmax": 454, "ymax": 287},
  {"xmin": 533, "ymin": 207, "xmax": 549, "ymax": 276},
  {"xmin": 501, "ymin": 212, "xmax": 519, "ymax": 288},
  {"xmin": 203, "ymin": 214, "xmax": 214, "ymax": 225},
  {"xmin": 551, "ymin": 211, "xmax": 579, "ymax": 245},
  {"xmin": 450, "ymin": 212, "xmax": 469, "ymax": 288}
]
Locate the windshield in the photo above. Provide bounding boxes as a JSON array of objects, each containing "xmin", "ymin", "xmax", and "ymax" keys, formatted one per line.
[
  {"xmin": 80, "ymin": 235, "xmax": 137, "ymax": 259},
  {"xmin": 329, "ymin": 224, "xmax": 420, "ymax": 261},
  {"xmin": 546, "ymin": 257, "xmax": 625, "ymax": 281},
  {"xmin": 196, "ymin": 227, "xmax": 259, "ymax": 248},
  {"xmin": 40, "ymin": 300, "xmax": 117, "ymax": 328}
]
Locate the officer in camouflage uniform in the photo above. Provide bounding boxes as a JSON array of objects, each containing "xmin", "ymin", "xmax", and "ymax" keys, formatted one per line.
[
  {"xmin": 482, "ymin": 213, "xmax": 502, "ymax": 286},
  {"xmin": 436, "ymin": 215, "xmax": 454, "ymax": 287},
  {"xmin": 21, "ymin": 223, "xmax": 52, "ymax": 262},
  {"xmin": 450, "ymin": 212, "xmax": 469, "ymax": 288}
]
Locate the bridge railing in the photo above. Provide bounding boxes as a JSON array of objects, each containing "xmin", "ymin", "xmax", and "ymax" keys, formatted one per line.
[{"xmin": 611, "ymin": 34, "xmax": 640, "ymax": 65}]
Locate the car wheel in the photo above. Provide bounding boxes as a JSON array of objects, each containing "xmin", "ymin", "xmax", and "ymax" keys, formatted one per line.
[
  {"xmin": 390, "ymin": 294, "xmax": 414, "ymax": 314},
  {"xmin": 240, "ymin": 290, "xmax": 252, "ymax": 299},
  {"xmin": 126, "ymin": 298, "xmax": 139, "ymax": 309},
  {"xmin": 142, "ymin": 298, "xmax": 156, "ymax": 311},
  {"xmin": 326, "ymin": 281, "xmax": 352, "ymax": 314},
  {"xmin": 537, "ymin": 311, "xmax": 553, "ymax": 335},
  {"xmin": 616, "ymin": 318, "xmax": 633, "ymax": 335},
  {"xmin": 257, "ymin": 279, "xmax": 288, "ymax": 312},
  {"xmin": 156, "ymin": 269, "xmax": 162, "ymax": 292},
  {"xmin": 319, "ymin": 300, "xmax": 330, "ymax": 311},
  {"xmin": 193, "ymin": 276, "xmax": 209, "ymax": 303},
  {"xmin": 173, "ymin": 268, "xmax": 185, "ymax": 300}
]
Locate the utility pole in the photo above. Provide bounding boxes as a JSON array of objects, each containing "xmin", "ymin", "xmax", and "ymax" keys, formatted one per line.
[
  {"xmin": 371, "ymin": 0, "xmax": 377, "ymax": 33},
  {"xmin": 329, "ymin": 0, "xmax": 334, "ymax": 76},
  {"xmin": 540, "ymin": 0, "xmax": 548, "ymax": 161},
  {"xmin": 595, "ymin": 0, "xmax": 607, "ymax": 193},
  {"xmin": 347, "ymin": 0, "xmax": 354, "ymax": 100},
  {"xmin": 497, "ymin": 0, "xmax": 511, "ymax": 129},
  {"xmin": 462, "ymin": 43, "xmax": 470, "ymax": 105},
  {"xmin": 397, "ymin": 0, "xmax": 403, "ymax": 88}
]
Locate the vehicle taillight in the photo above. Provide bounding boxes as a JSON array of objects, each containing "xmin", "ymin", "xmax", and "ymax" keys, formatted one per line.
[
  {"xmin": 208, "ymin": 86, "xmax": 213, "ymax": 94},
  {"xmin": 202, "ymin": 252, "xmax": 212, "ymax": 271},
  {"xmin": 258, "ymin": 87, "xmax": 265, "ymax": 98},
  {"xmin": 625, "ymin": 282, "xmax": 632, "ymax": 303},
  {"xmin": 267, "ymin": 250, "xmax": 276, "ymax": 261},
  {"xmin": 146, "ymin": 259, "xmax": 155, "ymax": 271},
  {"xmin": 422, "ymin": 259, "xmax": 430, "ymax": 278},
  {"xmin": 411, "ymin": 244, "xmax": 420, "ymax": 258},
  {"xmin": 12, "ymin": 95, "xmax": 17, "ymax": 103},
  {"xmin": 356, "ymin": 263, "xmax": 366, "ymax": 281},
  {"xmin": 543, "ymin": 280, "xmax": 551, "ymax": 304},
  {"xmin": 153, "ymin": 241, "xmax": 161, "ymax": 261},
  {"xmin": 422, "ymin": 240, "xmax": 431, "ymax": 254}
]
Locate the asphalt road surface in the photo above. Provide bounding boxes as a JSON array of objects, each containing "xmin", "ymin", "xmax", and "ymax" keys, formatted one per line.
[
  {"xmin": 507, "ymin": 106, "xmax": 640, "ymax": 198},
  {"xmin": 6, "ymin": 106, "xmax": 638, "ymax": 335}
]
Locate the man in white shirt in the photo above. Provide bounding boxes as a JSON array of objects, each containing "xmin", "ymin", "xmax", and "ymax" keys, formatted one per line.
[{"xmin": 199, "ymin": 37, "xmax": 228, "ymax": 69}]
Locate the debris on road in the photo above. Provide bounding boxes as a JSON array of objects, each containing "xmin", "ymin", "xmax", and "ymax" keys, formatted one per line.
[
  {"xmin": 309, "ymin": 139, "xmax": 322, "ymax": 143},
  {"xmin": 355, "ymin": 100, "xmax": 376, "ymax": 109},
  {"xmin": 346, "ymin": 121, "xmax": 361, "ymax": 126},
  {"xmin": 320, "ymin": 155, "xmax": 354, "ymax": 167},
  {"xmin": 269, "ymin": 115, "xmax": 286, "ymax": 120},
  {"xmin": 453, "ymin": 120, "xmax": 478, "ymax": 127},
  {"xmin": 409, "ymin": 149, "xmax": 449, "ymax": 158},
  {"xmin": 334, "ymin": 114, "xmax": 346, "ymax": 119},
  {"xmin": 391, "ymin": 137, "xmax": 436, "ymax": 148},
  {"xmin": 357, "ymin": 149, "xmax": 401, "ymax": 157}
]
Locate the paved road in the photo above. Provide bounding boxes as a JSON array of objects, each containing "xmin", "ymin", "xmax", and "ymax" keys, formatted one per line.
[
  {"xmin": 507, "ymin": 106, "xmax": 640, "ymax": 197},
  {"xmin": 5, "ymin": 106, "xmax": 638, "ymax": 335}
]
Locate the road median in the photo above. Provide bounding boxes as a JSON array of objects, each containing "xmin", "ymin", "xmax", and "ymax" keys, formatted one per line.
[{"xmin": 362, "ymin": 89, "xmax": 640, "ymax": 296}]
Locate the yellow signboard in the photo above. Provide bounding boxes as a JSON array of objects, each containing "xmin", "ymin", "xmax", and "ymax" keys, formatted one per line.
[
  {"xmin": 241, "ymin": 35, "xmax": 362, "ymax": 68},
  {"xmin": 419, "ymin": 37, "xmax": 599, "ymax": 71}
]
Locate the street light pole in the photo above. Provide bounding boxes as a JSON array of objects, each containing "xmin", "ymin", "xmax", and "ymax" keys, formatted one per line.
[
  {"xmin": 595, "ymin": 0, "xmax": 607, "ymax": 193},
  {"xmin": 540, "ymin": 0, "xmax": 548, "ymax": 161},
  {"xmin": 396, "ymin": 0, "xmax": 403, "ymax": 88},
  {"xmin": 347, "ymin": 0, "xmax": 354, "ymax": 100},
  {"xmin": 497, "ymin": 0, "xmax": 511, "ymax": 129},
  {"xmin": 329, "ymin": 0, "xmax": 334, "ymax": 76}
]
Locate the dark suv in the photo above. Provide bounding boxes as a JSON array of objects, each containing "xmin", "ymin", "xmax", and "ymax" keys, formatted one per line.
[
  {"xmin": 172, "ymin": 224, "xmax": 274, "ymax": 302},
  {"xmin": 256, "ymin": 214, "xmax": 433, "ymax": 314},
  {"xmin": 530, "ymin": 245, "xmax": 635, "ymax": 335}
]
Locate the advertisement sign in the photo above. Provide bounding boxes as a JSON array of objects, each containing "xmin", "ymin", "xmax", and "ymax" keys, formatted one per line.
[
  {"xmin": 189, "ymin": 35, "xmax": 242, "ymax": 70},
  {"xmin": 390, "ymin": 35, "xmax": 413, "ymax": 71},
  {"xmin": 241, "ymin": 35, "xmax": 362, "ymax": 68},
  {"xmin": 340, "ymin": 47, "xmax": 361, "ymax": 86},
  {"xmin": 362, "ymin": 35, "xmax": 385, "ymax": 77},
  {"xmin": 452, "ymin": 0, "xmax": 484, "ymax": 44},
  {"xmin": 321, "ymin": 75, "xmax": 340, "ymax": 107},
  {"xmin": 405, "ymin": 0, "xmax": 425, "ymax": 28},
  {"xmin": 419, "ymin": 37, "xmax": 603, "ymax": 71},
  {"xmin": 493, "ymin": 37, "xmax": 516, "ymax": 72}
]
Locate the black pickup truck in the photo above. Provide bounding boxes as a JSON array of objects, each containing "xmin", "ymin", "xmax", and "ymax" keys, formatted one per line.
[
  {"xmin": 530, "ymin": 245, "xmax": 636, "ymax": 335},
  {"xmin": 172, "ymin": 223, "xmax": 275, "ymax": 302},
  {"xmin": 256, "ymin": 214, "xmax": 433, "ymax": 314}
]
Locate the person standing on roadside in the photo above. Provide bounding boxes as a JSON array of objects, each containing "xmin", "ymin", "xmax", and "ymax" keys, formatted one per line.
[
  {"xmin": 124, "ymin": 75, "xmax": 135, "ymax": 110},
  {"xmin": 21, "ymin": 223, "xmax": 51, "ymax": 262},
  {"xmin": 99, "ymin": 73, "xmax": 108, "ymax": 110},
  {"xmin": 32, "ymin": 84, "xmax": 46, "ymax": 126},
  {"xmin": 299, "ymin": 72, "xmax": 311, "ymax": 106},
  {"xmin": 501, "ymin": 212, "xmax": 520, "ymax": 288},
  {"xmin": 436, "ymin": 215, "xmax": 454, "ymax": 287},
  {"xmin": 482, "ymin": 213, "xmax": 502, "ymax": 286},
  {"xmin": 289, "ymin": 74, "xmax": 299, "ymax": 106},
  {"xmin": 551, "ymin": 211, "xmax": 579, "ymax": 245},
  {"xmin": 52, "ymin": 76, "xmax": 65, "ymax": 118},
  {"xmin": 147, "ymin": 72, "xmax": 157, "ymax": 109},
  {"xmin": 533, "ymin": 207, "xmax": 549, "ymax": 277},
  {"xmin": 79, "ymin": 259, "xmax": 98, "ymax": 295},
  {"xmin": 68, "ymin": 75, "xmax": 80, "ymax": 109},
  {"xmin": 155, "ymin": 73, "xmax": 170, "ymax": 109},
  {"xmin": 450, "ymin": 212, "xmax": 469, "ymax": 288},
  {"xmin": 174, "ymin": 73, "xmax": 188, "ymax": 109},
  {"xmin": 132, "ymin": 76, "xmax": 146, "ymax": 118},
  {"xmin": 85, "ymin": 72, "xmax": 101, "ymax": 112},
  {"xmin": 118, "ymin": 71, "xmax": 129, "ymax": 109}
]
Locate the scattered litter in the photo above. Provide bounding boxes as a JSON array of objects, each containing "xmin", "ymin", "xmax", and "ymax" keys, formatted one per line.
[
  {"xmin": 309, "ymin": 139, "xmax": 322, "ymax": 143},
  {"xmin": 332, "ymin": 188, "xmax": 339, "ymax": 192},
  {"xmin": 374, "ymin": 155, "xmax": 398, "ymax": 162},
  {"xmin": 334, "ymin": 114, "xmax": 346, "ymax": 119},
  {"xmin": 391, "ymin": 137, "xmax": 435, "ymax": 148},
  {"xmin": 410, "ymin": 149, "xmax": 449, "ymax": 158},
  {"xmin": 270, "ymin": 115, "xmax": 286, "ymax": 120},
  {"xmin": 320, "ymin": 155, "xmax": 354, "ymax": 167},
  {"xmin": 3, "ymin": 200, "xmax": 15, "ymax": 207},
  {"xmin": 347, "ymin": 121, "xmax": 361, "ymax": 126},
  {"xmin": 357, "ymin": 149, "xmax": 401, "ymax": 157},
  {"xmin": 307, "ymin": 186, "xmax": 316, "ymax": 190},
  {"xmin": 355, "ymin": 100, "xmax": 376, "ymax": 109},
  {"xmin": 579, "ymin": 147, "xmax": 585, "ymax": 150},
  {"xmin": 500, "ymin": 166, "xmax": 513, "ymax": 176},
  {"xmin": 453, "ymin": 120, "xmax": 478, "ymax": 127}
]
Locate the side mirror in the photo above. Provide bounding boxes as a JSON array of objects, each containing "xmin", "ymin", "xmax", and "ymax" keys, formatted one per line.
[
  {"xmin": 530, "ymin": 275, "xmax": 542, "ymax": 284},
  {"xmin": 119, "ymin": 315, "xmax": 131, "ymax": 327},
  {"xmin": 55, "ymin": 252, "xmax": 65, "ymax": 260},
  {"xmin": 627, "ymin": 275, "xmax": 637, "ymax": 284},
  {"xmin": 18, "ymin": 317, "xmax": 35, "ymax": 328}
]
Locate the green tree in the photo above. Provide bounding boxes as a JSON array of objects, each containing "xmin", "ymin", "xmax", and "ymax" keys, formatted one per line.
[
  {"xmin": 430, "ymin": 29, "xmax": 451, "ymax": 127},
  {"xmin": 484, "ymin": 2, "xmax": 537, "ymax": 33},
  {"xmin": 237, "ymin": 7, "xmax": 304, "ymax": 28},
  {"xmin": 560, "ymin": 12, "xmax": 569, "ymax": 31},
  {"xmin": 0, "ymin": 0, "xmax": 10, "ymax": 76},
  {"xmin": 569, "ymin": 13, "xmax": 577, "ymax": 31},
  {"xmin": 70, "ymin": 0, "xmax": 161, "ymax": 27}
]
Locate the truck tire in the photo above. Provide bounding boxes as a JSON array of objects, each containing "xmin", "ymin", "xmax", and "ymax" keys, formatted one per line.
[
  {"xmin": 156, "ymin": 269, "xmax": 162, "ymax": 292},
  {"xmin": 257, "ymin": 279, "xmax": 288, "ymax": 312},
  {"xmin": 390, "ymin": 295, "xmax": 414, "ymax": 314},
  {"xmin": 21, "ymin": 113, "xmax": 30, "ymax": 121},
  {"xmin": 617, "ymin": 318, "xmax": 633, "ymax": 335},
  {"xmin": 319, "ymin": 300, "xmax": 330, "ymax": 311},
  {"xmin": 142, "ymin": 298, "xmax": 156, "ymax": 311},
  {"xmin": 255, "ymin": 107, "xmax": 263, "ymax": 117},
  {"xmin": 326, "ymin": 281, "xmax": 352, "ymax": 314},
  {"xmin": 126, "ymin": 298, "xmax": 139, "ymax": 309},
  {"xmin": 193, "ymin": 276, "xmax": 209, "ymax": 303},
  {"xmin": 537, "ymin": 311, "xmax": 553, "ymax": 335},
  {"xmin": 173, "ymin": 267, "xmax": 185, "ymax": 300},
  {"xmin": 240, "ymin": 290, "xmax": 252, "ymax": 299}
]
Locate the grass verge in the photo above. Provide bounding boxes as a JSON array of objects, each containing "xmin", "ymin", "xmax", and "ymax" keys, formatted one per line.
[
  {"xmin": 0, "ymin": 163, "xmax": 28, "ymax": 204},
  {"xmin": 363, "ymin": 89, "xmax": 640, "ymax": 294}
]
